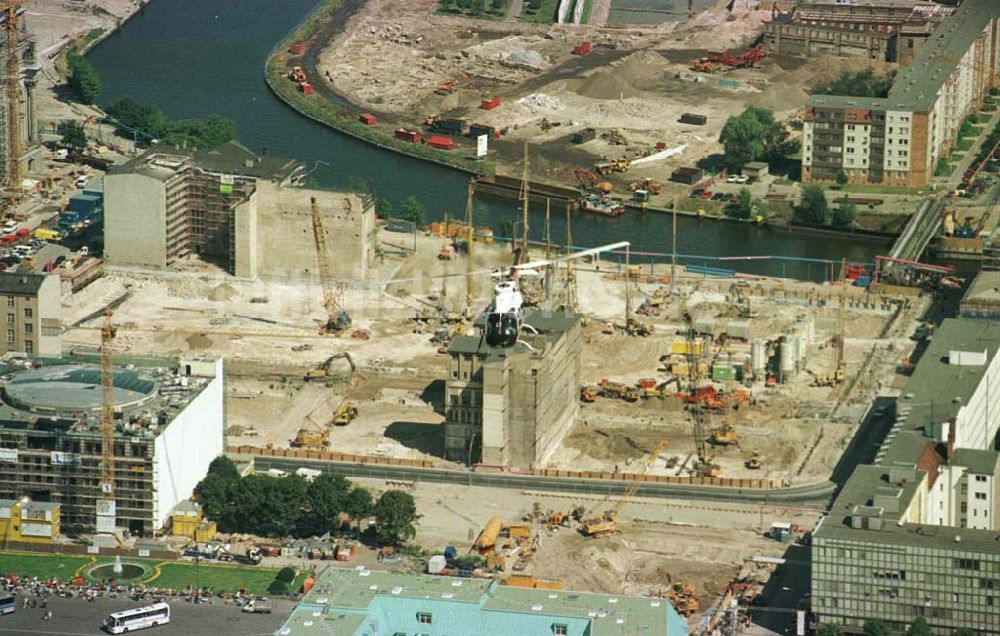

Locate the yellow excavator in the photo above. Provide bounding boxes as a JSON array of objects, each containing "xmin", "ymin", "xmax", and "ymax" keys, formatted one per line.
[
  {"xmin": 305, "ymin": 352, "xmax": 355, "ymax": 381},
  {"xmin": 582, "ymin": 440, "xmax": 667, "ymax": 537}
]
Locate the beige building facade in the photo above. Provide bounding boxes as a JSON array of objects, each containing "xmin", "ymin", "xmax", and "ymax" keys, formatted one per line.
[{"xmin": 0, "ymin": 273, "xmax": 61, "ymax": 357}]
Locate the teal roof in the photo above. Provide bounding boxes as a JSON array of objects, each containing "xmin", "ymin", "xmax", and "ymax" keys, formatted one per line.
[{"xmin": 275, "ymin": 567, "xmax": 688, "ymax": 636}]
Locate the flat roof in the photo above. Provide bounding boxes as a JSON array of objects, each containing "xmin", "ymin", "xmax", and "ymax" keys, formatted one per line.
[
  {"xmin": 450, "ymin": 309, "xmax": 579, "ymax": 359},
  {"xmin": 279, "ymin": 567, "xmax": 683, "ymax": 636},
  {"xmin": 809, "ymin": 0, "xmax": 1000, "ymax": 112},
  {"xmin": 110, "ymin": 141, "xmax": 301, "ymax": 183}
]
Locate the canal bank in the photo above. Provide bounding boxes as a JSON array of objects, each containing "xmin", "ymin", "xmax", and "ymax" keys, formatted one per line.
[{"xmin": 85, "ymin": 0, "xmax": 882, "ymax": 281}]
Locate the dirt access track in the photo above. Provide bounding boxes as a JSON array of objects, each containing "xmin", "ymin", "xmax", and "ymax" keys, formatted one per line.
[{"xmin": 299, "ymin": 0, "xmax": 895, "ymax": 198}]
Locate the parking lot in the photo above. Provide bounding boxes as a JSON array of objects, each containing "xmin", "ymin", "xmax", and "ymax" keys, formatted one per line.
[{"xmin": 0, "ymin": 594, "xmax": 291, "ymax": 635}]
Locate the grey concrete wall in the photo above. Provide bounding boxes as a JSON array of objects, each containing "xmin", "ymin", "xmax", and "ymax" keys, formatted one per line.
[
  {"xmin": 104, "ymin": 173, "xmax": 168, "ymax": 270},
  {"xmin": 481, "ymin": 357, "xmax": 508, "ymax": 465},
  {"xmin": 533, "ymin": 322, "xmax": 581, "ymax": 467},
  {"xmin": 232, "ymin": 197, "xmax": 257, "ymax": 279},
  {"xmin": 36, "ymin": 275, "xmax": 61, "ymax": 357},
  {"xmin": 253, "ymin": 183, "xmax": 375, "ymax": 281}
]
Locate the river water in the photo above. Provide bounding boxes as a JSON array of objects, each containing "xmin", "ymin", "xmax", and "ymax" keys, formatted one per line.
[{"xmin": 87, "ymin": 0, "xmax": 882, "ymax": 280}]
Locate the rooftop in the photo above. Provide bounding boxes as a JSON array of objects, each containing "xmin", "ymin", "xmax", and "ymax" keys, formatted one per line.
[
  {"xmin": 809, "ymin": 0, "xmax": 1000, "ymax": 111},
  {"xmin": 449, "ymin": 309, "xmax": 579, "ymax": 360},
  {"xmin": 110, "ymin": 141, "xmax": 302, "ymax": 184},
  {"xmin": 278, "ymin": 567, "xmax": 685, "ymax": 636},
  {"xmin": 0, "ymin": 272, "xmax": 48, "ymax": 296}
]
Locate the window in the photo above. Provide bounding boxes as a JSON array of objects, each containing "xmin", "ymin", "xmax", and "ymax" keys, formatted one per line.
[
  {"xmin": 554, "ymin": 625, "xmax": 569, "ymax": 635},
  {"xmin": 5, "ymin": 313, "xmax": 11, "ymax": 323},
  {"xmin": 23, "ymin": 308, "xmax": 31, "ymax": 319},
  {"xmin": 24, "ymin": 341, "xmax": 31, "ymax": 355},
  {"xmin": 6, "ymin": 329, "xmax": 12, "ymax": 344},
  {"xmin": 976, "ymin": 492, "xmax": 987, "ymax": 500},
  {"xmin": 23, "ymin": 324, "xmax": 31, "ymax": 334},
  {"xmin": 976, "ymin": 475, "xmax": 987, "ymax": 483},
  {"xmin": 417, "ymin": 613, "xmax": 432, "ymax": 625},
  {"xmin": 6, "ymin": 297, "xmax": 12, "ymax": 307},
  {"xmin": 961, "ymin": 502, "xmax": 968, "ymax": 513}
]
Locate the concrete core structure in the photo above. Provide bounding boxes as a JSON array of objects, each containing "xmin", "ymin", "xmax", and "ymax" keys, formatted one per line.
[
  {"xmin": 0, "ymin": 357, "xmax": 224, "ymax": 534},
  {"xmin": 104, "ymin": 141, "xmax": 375, "ymax": 281},
  {"xmin": 445, "ymin": 311, "xmax": 581, "ymax": 469}
]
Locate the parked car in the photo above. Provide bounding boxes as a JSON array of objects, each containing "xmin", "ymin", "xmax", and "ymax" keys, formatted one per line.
[
  {"xmin": 711, "ymin": 192, "xmax": 729, "ymax": 201},
  {"xmin": 689, "ymin": 188, "xmax": 705, "ymax": 199},
  {"xmin": 699, "ymin": 191, "xmax": 714, "ymax": 200}
]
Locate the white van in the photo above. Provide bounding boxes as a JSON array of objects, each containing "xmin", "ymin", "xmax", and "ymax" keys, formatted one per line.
[{"xmin": 75, "ymin": 175, "xmax": 89, "ymax": 189}]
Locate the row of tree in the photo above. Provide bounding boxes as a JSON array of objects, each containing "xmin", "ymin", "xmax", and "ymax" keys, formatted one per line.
[
  {"xmin": 819, "ymin": 617, "xmax": 971, "ymax": 636},
  {"xmin": 811, "ymin": 69, "xmax": 896, "ymax": 100},
  {"xmin": 193, "ymin": 457, "xmax": 419, "ymax": 546},
  {"xmin": 719, "ymin": 106, "xmax": 799, "ymax": 172},
  {"xmin": 104, "ymin": 97, "xmax": 237, "ymax": 150},
  {"xmin": 796, "ymin": 184, "xmax": 857, "ymax": 229},
  {"xmin": 440, "ymin": 0, "xmax": 506, "ymax": 15}
]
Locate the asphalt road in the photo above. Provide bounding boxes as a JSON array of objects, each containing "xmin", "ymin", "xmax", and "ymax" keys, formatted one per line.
[
  {"xmin": 0, "ymin": 595, "xmax": 291, "ymax": 636},
  {"xmin": 243, "ymin": 455, "xmax": 838, "ymax": 506}
]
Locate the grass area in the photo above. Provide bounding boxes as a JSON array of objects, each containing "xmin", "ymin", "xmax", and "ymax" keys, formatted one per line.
[
  {"xmin": 838, "ymin": 183, "xmax": 924, "ymax": 196},
  {"xmin": 0, "ymin": 552, "xmax": 304, "ymax": 596},
  {"xmin": 0, "ymin": 553, "xmax": 93, "ymax": 579},
  {"xmin": 580, "ymin": 0, "xmax": 593, "ymax": 23},
  {"xmin": 935, "ymin": 158, "xmax": 954, "ymax": 177},
  {"xmin": 520, "ymin": 0, "xmax": 560, "ymax": 22},
  {"xmin": 436, "ymin": 0, "xmax": 511, "ymax": 19},
  {"xmin": 957, "ymin": 138, "xmax": 974, "ymax": 151}
]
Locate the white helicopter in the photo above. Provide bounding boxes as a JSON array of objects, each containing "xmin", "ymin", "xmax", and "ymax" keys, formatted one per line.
[{"xmin": 484, "ymin": 240, "xmax": 629, "ymax": 348}]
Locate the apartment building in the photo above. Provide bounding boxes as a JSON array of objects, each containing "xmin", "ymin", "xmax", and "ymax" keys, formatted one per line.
[
  {"xmin": 0, "ymin": 272, "xmax": 60, "ymax": 357},
  {"xmin": 444, "ymin": 311, "xmax": 581, "ymax": 469},
  {"xmin": 802, "ymin": 0, "xmax": 1000, "ymax": 188},
  {"xmin": 812, "ymin": 316, "xmax": 1000, "ymax": 633}
]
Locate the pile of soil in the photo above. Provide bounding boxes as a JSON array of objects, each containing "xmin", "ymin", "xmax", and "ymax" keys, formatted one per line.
[
  {"xmin": 186, "ymin": 333, "xmax": 213, "ymax": 350},
  {"xmin": 209, "ymin": 283, "xmax": 239, "ymax": 302},
  {"xmin": 575, "ymin": 50, "xmax": 669, "ymax": 100}
]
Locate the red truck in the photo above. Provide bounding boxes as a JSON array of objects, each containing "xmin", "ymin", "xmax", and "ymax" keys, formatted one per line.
[{"xmin": 426, "ymin": 135, "xmax": 455, "ymax": 150}]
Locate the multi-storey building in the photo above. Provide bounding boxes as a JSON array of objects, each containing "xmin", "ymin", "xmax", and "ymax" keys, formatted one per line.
[
  {"xmin": 275, "ymin": 567, "xmax": 689, "ymax": 636},
  {"xmin": 104, "ymin": 141, "xmax": 376, "ymax": 280},
  {"xmin": 0, "ymin": 357, "xmax": 223, "ymax": 534},
  {"xmin": 764, "ymin": 0, "xmax": 954, "ymax": 64},
  {"xmin": 812, "ymin": 315, "xmax": 1000, "ymax": 633},
  {"xmin": 802, "ymin": 0, "xmax": 1000, "ymax": 188},
  {"xmin": 0, "ymin": 272, "xmax": 61, "ymax": 357},
  {"xmin": 444, "ymin": 310, "xmax": 581, "ymax": 469}
]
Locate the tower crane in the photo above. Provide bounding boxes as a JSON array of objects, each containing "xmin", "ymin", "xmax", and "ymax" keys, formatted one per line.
[
  {"xmin": 582, "ymin": 440, "xmax": 668, "ymax": 537},
  {"xmin": 1, "ymin": 1, "xmax": 26, "ymax": 194},
  {"xmin": 834, "ymin": 257, "xmax": 847, "ymax": 385},
  {"xmin": 464, "ymin": 178, "xmax": 475, "ymax": 319},
  {"xmin": 683, "ymin": 312, "xmax": 720, "ymax": 477},
  {"xmin": 97, "ymin": 309, "xmax": 117, "ymax": 531},
  {"xmin": 310, "ymin": 196, "xmax": 350, "ymax": 333}
]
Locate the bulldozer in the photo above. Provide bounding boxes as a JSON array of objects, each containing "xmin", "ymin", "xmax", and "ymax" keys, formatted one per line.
[
  {"xmin": 333, "ymin": 400, "xmax": 359, "ymax": 426},
  {"xmin": 709, "ymin": 424, "xmax": 738, "ymax": 446},
  {"xmin": 291, "ymin": 427, "xmax": 329, "ymax": 449},
  {"xmin": 745, "ymin": 452, "xmax": 764, "ymax": 470},
  {"xmin": 305, "ymin": 352, "xmax": 356, "ymax": 382}
]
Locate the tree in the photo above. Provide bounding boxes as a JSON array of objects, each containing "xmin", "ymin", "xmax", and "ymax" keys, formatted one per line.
[
  {"xmin": 835, "ymin": 169, "xmax": 848, "ymax": 189},
  {"xmin": 193, "ymin": 456, "xmax": 242, "ymax": 528},
  {"xmin": 400, "ymin": 196, "xmax": 426, "ymax": 228},
  {"xmin": 67, "ymin": 54, "xmax": 101, "ymax": 104},
  {"xmin": 832, "ymin": 202, "xmax": 857, "ymax": 229},
  {"xmin": 471, "ymin": 0, "xmax": 486, "ymax": 14},
  {"xmin": 818, "ymin": 625, "xmax": 841, "ymax": 636},
  {"xmin": 812, "ymin": 69, "xmax": 895, "ymax": 99},
  {"xmin": 106, "ymin": 98, "xmax": 168, "ymax": 140},
  {"xmin": 796, "ymin": 184, "xmax": 829, "ymax": 226},
  {"xmin": 863, "ymin": 619, "xmax": 889, "ymax": 636},
  {"xmin": 490, "ymin": 0, "xmax": 504, "ymax": 11},
  {"xmin": 267, "ymin": 579, "xmax": 291, "ymax": 595},
  {"xmin": 953, "ymin": 629, "xmax": 975, "ymax": 636},
  {"xmin": 226, "ymin": 474, "xmax": 308, "ymax": 535},
  {"xmin": 297, "ymin": 472, "xmax": 351, "ymax": 536},
  {"xmin": 57, "ymin": 120, "xmax": 87, "ymax": 151},
  {"xmin": 718, "ymin": 106, "xmax": 798, "ymax": 171},
  {"xmin": 731, "ymin": 186, "xmax": 754, "ymax": 219},
  {"xmin": 343, "ymin": 486, "xmax": 374, "ymax": 527},
  {"xmin": 376, "ymin": 198, "xmax": 393, "ymax": 219},
  {"xmin": 373, "ymin": 490, "xmax": 419, "ymax": 546},
  {"xmin": 275, "ymin": 567, "xmax": 297, "ymax": 584},
  {"xmin": 906, "ymin": 617, "xmax": 931, "ymax": 636}
]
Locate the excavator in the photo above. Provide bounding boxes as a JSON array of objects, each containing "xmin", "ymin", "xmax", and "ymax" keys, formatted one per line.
[
  {"xmin": 582, "ymin": 440, "xmax": 667, "ymax": 537},
  {"xmin": 304, "ymin": 352, "xmax": 355, "ymax": 381},
  {"xmin": 574, "ymin": 168, "xmax": 613, "ymax": 194}
]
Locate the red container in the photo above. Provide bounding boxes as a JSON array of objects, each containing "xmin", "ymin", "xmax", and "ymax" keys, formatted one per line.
[
  {"xmin": 427, "ymin": 135, "xmax": 455, "ymax": 150},
  {"xmin": 288, "ymin": 43, "xmax": 305, "ymax": 55},
  {"xmin": 480, "ymin": 97, "xmax": 501, "ymax": 110},
  {"xmin": 394, "ymin": 128, "xmax": 421, "ymax": 143},
  {"xmin": 300, "ymin": 82, "xmax": 314, "ymax": 95},
  {"xmin": 572, "ymin": 42, "xmax": 591, "ymax": 56},
  {"xmin": 359, "ymin": 113, "xmax": 377, "ymax": 126}
]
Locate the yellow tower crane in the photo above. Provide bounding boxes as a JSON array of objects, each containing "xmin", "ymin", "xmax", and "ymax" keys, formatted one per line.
[
  {"xmin": 310, "ymin": 196, "xmax": 350, "ymax": 333},
  {"xmin": 464, "ymin": 178, "xmax": 475, "ymax": 319},
  {"xmin": 97, "ymin": 309, "xmax": 117, "ymax": 531},
  {"xmin": 1, "ymin": 0, "xmax": 26, "ymax": 195},
  {"xmin": 583, "ymin": 440, "xmax": 668, "ymax": 537}
]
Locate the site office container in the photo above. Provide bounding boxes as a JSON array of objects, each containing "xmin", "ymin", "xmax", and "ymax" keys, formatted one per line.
[
  {"xmin": 300, "ymin": 82, "xmax": 314, "ymax": 95},
  {"xmin": 394, "ymin": 128, "xmax": 421, "ymax": 143},
  {"xmin": 480, "ymin": 97, "xmax": 501, "ymax": 110},
  {"xmin": 426, "ymin": 136, "xmax": 455, "ymax": 151},
  {"xmin": 359, "ymin": 113, "xmax": 377, "ymax": 126}
]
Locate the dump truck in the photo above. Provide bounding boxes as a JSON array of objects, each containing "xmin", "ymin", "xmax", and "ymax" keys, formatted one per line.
[
  {"xmin": 333, "ymin": 400, "xmax": 358, "ymax": 426},
  {"xmin": 598, "ymin": 379, "xmax": 640, "ymax": 402},
  {"xmin": 291, "ymin": 428, "xmax": 328, "ymax": 448}
]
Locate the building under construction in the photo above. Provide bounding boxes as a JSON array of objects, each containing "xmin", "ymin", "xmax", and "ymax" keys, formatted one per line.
[
  {"xmin": 0, "ymin": 357, "xmax": 223, "ymax": 534},
  {"xmin": 444, "ymin": 311, "xmax": 581, "ymax": 469},
  {"xmin": 104, "ymin": 141, "xmax": 376, "ymax": 280},
  {"xmin": 0, "ymin": 4, "xmax": 40, "ymax": 190}
]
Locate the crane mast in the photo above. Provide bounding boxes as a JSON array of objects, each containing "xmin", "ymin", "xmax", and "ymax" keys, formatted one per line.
[
  {"xmin": 2, "ymin": 1, "xmax": 25, "ymax": 194},
  {"xmin": 310, "ymin": 196, "xmax": 350, "ymax": 333},
  {"xmin": 465, "ymin": 179, "xmax": 474, "ymax": 318},
  {"xmin": 96, "ymin": 309, "xmax": 117, "ymax": 533}
]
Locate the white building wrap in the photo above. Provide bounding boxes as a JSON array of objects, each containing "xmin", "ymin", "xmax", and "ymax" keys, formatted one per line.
[
  {"xmin": 152, "ymin": 359, "xmax": 224, "ymax": 529},
  {"xmin": 954, "ymin": 349, "xmax": 1000, "ymax": 450}
]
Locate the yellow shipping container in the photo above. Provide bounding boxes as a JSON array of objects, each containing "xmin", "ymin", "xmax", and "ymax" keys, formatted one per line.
[{"xmin": 670, "ymin": 339, "xmax": 703, "ymax": 356}]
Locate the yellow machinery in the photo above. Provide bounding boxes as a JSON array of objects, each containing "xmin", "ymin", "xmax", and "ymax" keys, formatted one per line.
[
  {"xmin": 2, "ymin": 1, "xmax": 25, "ymax": 195},
  {"xmin": 310, "ymin": 196, "xmax": 350, "ymax": 333},
  {"xmin": 709, "ymin": 424, "xmax": 738, "ymax": 446},
  {"xmin": 595, "ymin": 159, "xmax": 631, "ymax": 175},
  {"xmin": 745, "ymin": 452, "xmax": 764, "ymax": 470},
  {"xmin": 582, "ymin": 440, "xmax": 668, "ymax": 537},
  {"xmin": 333, "ymin": 400, "xmax": 358, "ymax": 426},
  {"xmin": 683, "ymin": 312, "xmax": 721, "ymax": 477},
  {"xmin": 291, "ymin": 427, "xmax": 328, "ymax": 449},
  {"xmin": 304, "ymin": 352, "xmax": 356, "ymax": 381}
]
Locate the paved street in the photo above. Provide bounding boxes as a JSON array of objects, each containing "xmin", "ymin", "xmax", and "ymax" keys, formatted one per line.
[{"xmin": 0, "ymin": 594, "xmax": 291, "ymax": 635}]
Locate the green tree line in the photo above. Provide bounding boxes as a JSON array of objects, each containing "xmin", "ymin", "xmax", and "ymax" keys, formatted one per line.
[
  {"xmin": 193, "ymin": 457, "xmax": 419, "ymax": 545},
  {"xmin": 104, "ymin": 97, "xmax": 237, "ymax": 150}
]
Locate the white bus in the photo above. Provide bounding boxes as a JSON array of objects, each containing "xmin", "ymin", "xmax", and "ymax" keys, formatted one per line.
[
  {"xmin": 0, "ymin": 594, "xmax": 15, "ymax": 615},
  {"xmin": 103, "ymin": 602, "xmax": 170, "ymax": 633}
]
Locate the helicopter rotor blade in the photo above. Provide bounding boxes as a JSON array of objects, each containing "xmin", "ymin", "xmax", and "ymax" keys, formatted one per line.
[{"xmin": 514, "ymin": 241, "xmax": 630, "ymax": 272}]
